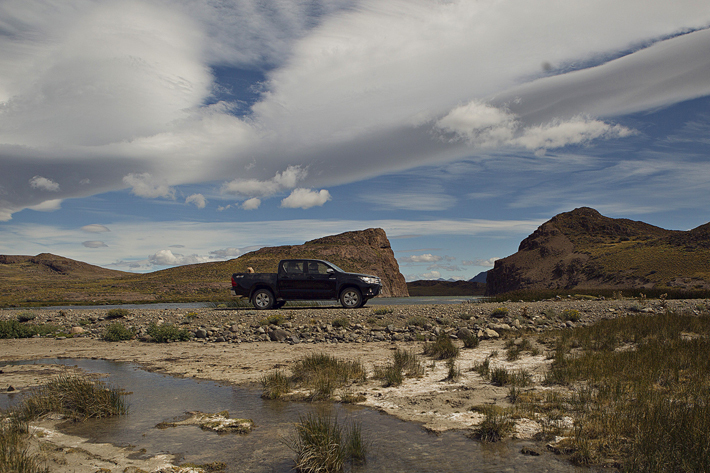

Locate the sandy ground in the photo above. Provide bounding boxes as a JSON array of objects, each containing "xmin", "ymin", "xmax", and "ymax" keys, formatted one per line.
[{"xmin": 1, "ymin": 334, "xmax": 556, "ymax": 472}]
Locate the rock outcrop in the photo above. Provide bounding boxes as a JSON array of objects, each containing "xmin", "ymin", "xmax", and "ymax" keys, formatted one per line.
[
  {"xmin": 486, "ymin": 207, "xmax": 710, "ymax": 295},
  {"xmin": 230, "ymin": 228, "xmax": 408, "ymax": 297}
]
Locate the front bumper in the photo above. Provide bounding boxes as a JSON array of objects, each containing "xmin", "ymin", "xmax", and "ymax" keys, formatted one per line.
[{"xmin": 362, "ymin": 284, "xmax": 381, "ymax": 298}]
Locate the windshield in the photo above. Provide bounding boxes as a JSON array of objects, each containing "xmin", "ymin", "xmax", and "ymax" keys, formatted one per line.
[{"xmin": 326, "ymin": 262, "xmax": 345, "ymax": 273}]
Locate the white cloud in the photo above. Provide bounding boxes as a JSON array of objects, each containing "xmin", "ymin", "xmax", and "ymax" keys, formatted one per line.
[
  {"xmin": 148, "ymin": 249, "xmax": 208, "ymax": 266},
  {"xmin": 27, "ymin": 199, "xmax": 62, "ymax": 212},
  {"xmin": 360, "ymin": 191, "xmax": 456, "ymax": 211},
  {"xmin": 421, "ymin": 271, "xmax": 441, "ymax": 280},
  {"xmin": 81, "ymin": 224, "xmax": 110, "ymax": 233},
  {"xmin": 401, "ymin": 254, "xmax": 442, "ymax": 263},
  {"xmin": 463, "ymin": 257, "xmax": 500, "ymax": 267},
  {"xmin": 222, "ymin": 166, "xmax": 307, "ymax": 198},
  {"xmin": 186, "ymin": 193, "xmax": 207, "ymax": 208},
  {"xmin": 217, "ymin": 204, "xmax": 232, "ymax": 211},
  {"xmin": 123, "ymin": 173, "xmax": 175, "ymax": 199},
  {"xmin": 280, "ymin": 188, "xmax": 331, "ymax": 209},
  {"xmin": 242, "ymin": 197, "xmax": 261, "ymax": 210},
  {"xmin": 83, "ymin": 241, "xmax": 107, "ymax": 248},
  {"xmin": 29, "ymin": 176, "xmax": 60, "ymax": 192},
  {"xmin": 0, "ymin": 1, "xmax": 709, "ymax": 220},
  {"xmin": 209, "ymin": 247, "xmax": 241, "ymax": 258}
]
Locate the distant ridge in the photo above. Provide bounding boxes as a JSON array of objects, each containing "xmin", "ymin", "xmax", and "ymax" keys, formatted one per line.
[
  {"xmin": 486, "ymin": 207, "xmax": 710, "ymax": 295},
  {"xmin": 0, "ymin": 228, "xmax": 407, "ymax": 306}
]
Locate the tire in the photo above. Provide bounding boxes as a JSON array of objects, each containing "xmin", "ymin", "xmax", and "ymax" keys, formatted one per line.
[
  {"xmin": 340, "ymin": 287, "xmax": 363, "ymax": 309},
  {"xmin": 252, "ymin": 289, "xmax": 275, "ymax": 310},
  {"xmin": 360, "ymin": 298, "xmax": 369, "ymax": 307}
]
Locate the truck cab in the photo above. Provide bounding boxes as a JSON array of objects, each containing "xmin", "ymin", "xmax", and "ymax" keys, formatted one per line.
[{"xmin": 231, "ymin": 259, "xmax": 382, "ymax": 309}]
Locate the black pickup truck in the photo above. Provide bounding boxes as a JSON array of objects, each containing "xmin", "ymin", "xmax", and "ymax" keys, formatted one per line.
[{"xmin": 230, "ymin": 259, "xmax": 382, "ymax": 309}]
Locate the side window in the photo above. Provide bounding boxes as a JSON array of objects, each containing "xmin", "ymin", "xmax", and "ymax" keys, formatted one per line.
[
  {"xmin": 308, "ymin": 262, "xmax": 330, "ymax": 274},
  {"xmin": 282, "ymin": 261, "xmax": 304, "ymax": 274}
]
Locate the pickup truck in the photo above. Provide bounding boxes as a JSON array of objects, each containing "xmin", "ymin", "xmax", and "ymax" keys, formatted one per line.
[{"xmin": 230, "ymin": 259, "xmax": 382, "ymax": 309}]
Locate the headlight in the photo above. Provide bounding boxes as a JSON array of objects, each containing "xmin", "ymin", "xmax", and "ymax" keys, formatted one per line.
[{"xmin": 360, "ymin": 276, "xmax": 380, "ymax": 285}]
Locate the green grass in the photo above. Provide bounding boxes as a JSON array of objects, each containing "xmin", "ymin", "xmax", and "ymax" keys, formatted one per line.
[
  {"xmin": 102, "ymin": 322, "xmax": 134, "ymax": 341},
  {"xmin": 0, "ymin": 320, "xmax": 59, "ymax": 339},
  {"xmin": 405, "ymin": 316, "xmax": 427, "ymax": 327},
  {"xmin": 105, "ymin": 308, "xmax": 129, "ymax": 319},
  {"xmin": 537, "ymin": 311, "xmax": 710, "ymax": 470},
  {"xmin": 470, "ymin": 406, "xmax": 513, "ymax": 442},
  {"xmin": 491, "ymin": 307, "xmax": 509, "ymax": 316},
  {"xmin": 0, "ymin": 417, "xmax": 49, "ymax": 473},
  {"xmin": 261, "ymin": 370, "xmax": 291, "ymax": 400},
  {"xmin": 286, "ymin": 413, "xmax": 366, "ymax": 473},
  {"xmin": 146, "ymin": 323, "xmax": 192, "ymax": 342},
  {"xmin": 331, "ymin": 317, "xmax": 349, "ymax": 328},
  {"xmin": 374, "ymin": 349, "xmax": 423, "ymax": 387},
  {"xmin": 14, "ymin": 375, "xmax": 128, "ymax": 422},
  {"xmin": 290, "ymin": 354, "xmax": 366, "ymax": 401}
]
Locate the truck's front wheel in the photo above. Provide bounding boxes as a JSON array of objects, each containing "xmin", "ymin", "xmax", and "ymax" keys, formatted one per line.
[
  {"xmin": 340, "ymin": 287, "xmax": 363, "ymax": 309},
  {"xmin": 252, "ymin": 289, "xmax": 275, "ymax": 310}
]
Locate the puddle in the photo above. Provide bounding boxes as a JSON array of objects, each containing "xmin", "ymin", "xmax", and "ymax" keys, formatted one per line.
[{"xmin": 1, "ymin": 359, "xmax": 591, "ymax": 472}]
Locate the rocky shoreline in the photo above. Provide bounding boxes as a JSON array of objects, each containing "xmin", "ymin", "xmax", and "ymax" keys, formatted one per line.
[{"xmin": 0, "ymin": 297, "xmax": 697, "ymax": 345}]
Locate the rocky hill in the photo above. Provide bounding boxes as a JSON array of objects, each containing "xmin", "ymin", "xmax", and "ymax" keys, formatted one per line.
[
  {"xmin": 223, "ymin": 227, "xmax": 408, "ymax": 297},
  {"xmin": 0, "ymin": 228, "xmax": 407, "ymax": 306},
  {"xmin": 486, "ymin": 207, "xmax": 710, "ymax": 295}
]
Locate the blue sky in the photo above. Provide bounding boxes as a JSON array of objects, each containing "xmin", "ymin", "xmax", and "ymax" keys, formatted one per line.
[{"xmin": 1, "ymin": 0, "xmax": 710, "ymax": 281}]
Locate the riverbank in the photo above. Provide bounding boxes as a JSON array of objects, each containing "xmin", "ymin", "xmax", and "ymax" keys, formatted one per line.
[{"xmin": 1, "ymin": 298, "xmax": 706, "ymax": 472}]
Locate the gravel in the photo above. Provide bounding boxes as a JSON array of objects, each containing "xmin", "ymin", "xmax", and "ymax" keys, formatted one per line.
[{"xmin": 1, "ymin": 298, "xmax": 705, "ymax": 345}]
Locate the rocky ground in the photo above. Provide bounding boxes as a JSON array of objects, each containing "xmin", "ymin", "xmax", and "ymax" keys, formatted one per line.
[{"xmin": 0, "ymin": 298, "xmax": 704, "ymax": 472}]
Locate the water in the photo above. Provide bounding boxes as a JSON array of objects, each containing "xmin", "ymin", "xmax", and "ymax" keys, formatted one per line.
[{"xmin": 0, "ymin": 359, "xmax": 589, "ymax": 472}]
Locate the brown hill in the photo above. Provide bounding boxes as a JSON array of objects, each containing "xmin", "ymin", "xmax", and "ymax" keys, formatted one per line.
[
  {"xmin": 486, "ymin": 207, "xmax": 710, "ymax": 295},
  {"xmin": 0, "ymin": 228, "xmax": 407, "ymax": 307}
]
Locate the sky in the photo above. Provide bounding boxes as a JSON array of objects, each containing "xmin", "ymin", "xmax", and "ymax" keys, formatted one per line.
[{"xmin": 1, "ymin": 0, "xmax": 710, "ymax": 282}]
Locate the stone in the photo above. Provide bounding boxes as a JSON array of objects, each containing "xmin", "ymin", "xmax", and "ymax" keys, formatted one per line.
[
  {"xmin": 70, "ymin": 326, "xmax": 85, "ymax": 334},
  {"xmin": 484, "ymin": 328, "xmax": 500, "ymax": 339},
  {"xmin": 195, "ymin": 329, "xmax": 207, "ymax": 339},
  {"xmin": 269, "ymin": 329, "xmax": 289, "ymax": 342}
]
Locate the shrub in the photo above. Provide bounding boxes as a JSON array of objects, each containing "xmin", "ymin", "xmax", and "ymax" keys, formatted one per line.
[
  {"xmin": 105, "ymin": 308, "xmax": 129, "ymax": 319},
  {"xmin": 375, "ymin": 349, "xmax": 423, "ymax": 387},
  {"xmin": 103, "ymin": 322, "xmax": 134, "ymax": 342},
  {"xmin": 491, "ymin": 307, "xmax": 509, "ymax": 317},
  {"xmin": 423, "ymin": 332, "xmax": 459, "ymax": 359},
  {"xmin": 16, "ymin": 311, "xmax": 36, "ymax": 323},
  {"xmin": 260, "ymin": 313, "xmax": 285, "ymax": 326},
  {"xmin": 0, "ymin": 320, "xmax": 58, "ymax": 339},
  {"xmin": 261, "ymin": 370, "xmax": 291, "ymax": 399},
  {"xmin": 562, "ymin": 309, "xmax": 581, "ymax": 322},
  {"xmin": 146, "ymin": 323, "xmax": 192, "ymax": 343},
  {"xmin": 15, "ymin": 375, "xmax": 128, "ymax": 422},
  {"xmin": 406, "ymin": 316, "xmax": 427, "ymax": 327},
  {"xmin": 331, "ymin": 317, "xmax": 349, "ymax": 328}
]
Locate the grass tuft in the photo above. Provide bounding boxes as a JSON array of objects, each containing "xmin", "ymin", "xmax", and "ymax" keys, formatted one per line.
[
  {"xmin": 261, "ymin": 370, "xmax": 291, "ymax": 399},
  {"xmin": 423, "ymin": 332, "xmax": 459, "ymax": 359},
  {"xmin": 0, "ymin": 417, "xmax": 49, "ymax": 473},
  {"xmin": 102, "ymin": 322, "xmax": 134, "ymax": 341},
  {"xmin": 146, "ymin": 323, "xmax": 192, "ymax": 343},
  {"xmin": 15, "ymin": 375, "xmax": 128, "ymax": 422},
  {"xmin": 286, "ymin": 413, "xmax": 366, "ymax": 472}
]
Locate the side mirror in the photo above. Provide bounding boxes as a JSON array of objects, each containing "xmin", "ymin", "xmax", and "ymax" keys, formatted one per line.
[{"xmin": 326, "ymin": 268, "xmax": 334, "ymax": 274}]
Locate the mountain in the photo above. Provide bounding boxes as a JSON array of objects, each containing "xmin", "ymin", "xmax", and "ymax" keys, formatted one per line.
[
  {"xmin": 486, "ymin": 207, "xmax": 710, "ymax": 295},
  {"xmin": 470, "ymin": 271, "xmax": 488, "ymax": 283},
  {"xmin": 0, "ymin": 228, "xmax": 407, "ymax": 306},
  {"xmin": 407, "ymin": 280, "xmax": 485, "ymax": 296}
]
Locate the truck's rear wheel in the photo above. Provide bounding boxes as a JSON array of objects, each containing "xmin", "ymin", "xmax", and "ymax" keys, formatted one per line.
[
  {"xmin": 340, "ymin": 287, "xmax": 363, "ymax": 309},
  {"xmin": 252, "ymin": 289, "xmax": 275, "ymax": 310}
]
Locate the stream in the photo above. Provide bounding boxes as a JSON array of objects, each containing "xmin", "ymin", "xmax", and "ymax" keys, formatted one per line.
[{"xmin": 0, "ymin": 358, "xmax": 592, "ymax": 472}]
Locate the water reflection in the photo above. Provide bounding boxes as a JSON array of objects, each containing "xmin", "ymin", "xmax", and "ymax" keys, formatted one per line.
[{"xmin": 1, "ymin": 359, "xmax": 590, "ymax": 472}]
